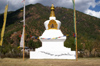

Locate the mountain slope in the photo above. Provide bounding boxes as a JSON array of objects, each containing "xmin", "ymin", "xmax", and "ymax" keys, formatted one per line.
[{"xmin": 0, "ymin": 3, "xmax": 100, "ymax": 55}]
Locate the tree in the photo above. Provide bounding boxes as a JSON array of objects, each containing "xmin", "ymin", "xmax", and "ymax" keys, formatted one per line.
[
  {"xmin": 64, "ymin": 37, "xmax": 75, "ymax": 50},
  {"xmin": 28, "ymin": 40, "xmax": 35, "ymax": 50},
  {"xmin": 85, "ymin": 40, "xmax": 94, "ymax": 56}
]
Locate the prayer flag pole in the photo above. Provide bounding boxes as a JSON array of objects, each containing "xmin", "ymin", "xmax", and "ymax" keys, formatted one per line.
[
  {"xmin": 0, "ymin": 4, "xmax": 8, "ymax": 59},
  {"xmin": 72, "ymin": 0, "xmax": 78, "ymax": 61},
  {"xmin": 0, "ymin": 4, "xmax": 8, "ymax": 46},
  {"xmin": 23, "ymin": 0, "xmax": 25, "ymax": 61}
]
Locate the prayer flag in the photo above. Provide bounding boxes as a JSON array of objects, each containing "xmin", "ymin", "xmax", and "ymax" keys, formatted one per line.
[{"xmin": 0, "ymin": 4, "xmax": 8, "ymax": 46}]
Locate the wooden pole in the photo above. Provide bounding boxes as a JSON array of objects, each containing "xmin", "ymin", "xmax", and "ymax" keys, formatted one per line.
[
  {"xmin": 23, "ymin": 0, "xmax": 25, "ymax": 61},
  {"xmin": 0, "ymin": 4, "xmax": 8, "ymax": 59},
  {"xmin": 73, "ymin": 0, "xmax": 78, "ymax": 61}
]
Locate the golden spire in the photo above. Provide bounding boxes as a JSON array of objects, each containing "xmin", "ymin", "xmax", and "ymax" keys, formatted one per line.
[{"xmin": 50, "ymin": 4, "xmax": 55, "ymax": 17}]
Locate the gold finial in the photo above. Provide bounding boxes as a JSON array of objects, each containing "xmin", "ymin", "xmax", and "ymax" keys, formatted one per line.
[
  {"xmin": 50, "ymin": 4, "xmax": 55, "ymax": 17},
  {"xmin": 51, "ymin": 4, "xmax": 54, "ymax": 10}
]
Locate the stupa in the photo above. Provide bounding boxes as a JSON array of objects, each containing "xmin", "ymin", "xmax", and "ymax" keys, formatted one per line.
[{"xmin": 30, "ymin": 4, "xmax": 76, "ymax": 59}]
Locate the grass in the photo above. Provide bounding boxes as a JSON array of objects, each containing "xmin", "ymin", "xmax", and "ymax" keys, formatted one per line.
[{"xmin": 0, "ymin": 58, "xmax": 100, "ymax": 66}]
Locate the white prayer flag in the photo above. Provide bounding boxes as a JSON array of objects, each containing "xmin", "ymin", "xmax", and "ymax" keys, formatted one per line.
[{"xmin": 20, "ymin": 28, "xmax": 24, "ymax": 47}]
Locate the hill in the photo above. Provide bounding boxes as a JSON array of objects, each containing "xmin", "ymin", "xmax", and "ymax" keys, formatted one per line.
[{"xmin": 0, "ymin": 3, "xmax": 100, "ymax": 57}]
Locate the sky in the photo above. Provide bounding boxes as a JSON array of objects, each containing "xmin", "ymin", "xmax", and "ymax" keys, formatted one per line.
[{"xmin": 0, "ymin": 0, "xmax": 100, "ymax": 18}]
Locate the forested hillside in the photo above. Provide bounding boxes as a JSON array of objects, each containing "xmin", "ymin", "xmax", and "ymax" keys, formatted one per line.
[{"xmin": 0, "ymin": 3, "xmax": 100, "ymax": 57}]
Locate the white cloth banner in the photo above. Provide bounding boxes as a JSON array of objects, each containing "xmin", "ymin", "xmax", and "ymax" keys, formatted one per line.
[{"xmin": 20, "ymin": 28, "xmax": 24, "ymax": 47}]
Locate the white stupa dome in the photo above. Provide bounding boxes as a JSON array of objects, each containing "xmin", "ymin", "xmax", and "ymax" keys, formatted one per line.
[{"xmin": 44, "ymin": 17, "xmax": 61, "ymax": 30}]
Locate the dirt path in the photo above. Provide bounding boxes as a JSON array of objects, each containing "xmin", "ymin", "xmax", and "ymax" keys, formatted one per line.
[{"xmin": 0, "ymin": 58, "xmax": 100, "ymax": 66}]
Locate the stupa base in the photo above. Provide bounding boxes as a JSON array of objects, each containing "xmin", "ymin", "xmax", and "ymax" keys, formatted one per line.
[{"xmin": 30, "ymin": 49, "xmax": 76, "ymax": 59}]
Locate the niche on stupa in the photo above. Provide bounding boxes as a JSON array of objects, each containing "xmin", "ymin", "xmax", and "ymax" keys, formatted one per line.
[{"xmin": 48, "ymin": 20, "xmax": 58, "ymax": 29}]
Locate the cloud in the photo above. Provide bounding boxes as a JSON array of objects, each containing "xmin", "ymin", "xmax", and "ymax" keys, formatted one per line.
[
  {"xmin": 28, "ymin": 0, "xmax": 41, "ymax": 4},
  {"xmin": 85, "ymin": 9, "xmax": 100, "ymax": 18},
  {"xmin": 0, "ymin": 0, "xmax": 100, "ymax": 18},
  {"xmin": 75, "ymin": 0, "xmax": 96, "ymax": 12},
  {"xmin": 0, "ymin": 1, "xmax": 8, "ymax": 13}
]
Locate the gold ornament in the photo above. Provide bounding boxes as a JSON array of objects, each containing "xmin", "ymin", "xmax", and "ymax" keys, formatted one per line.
[
  {"xmin": 48, "ymin": 20, "xmax": 57, "ymax": 30},
  {"xmin": 50, "ymin": 4, "xmax": 55, "ymax": 17}
]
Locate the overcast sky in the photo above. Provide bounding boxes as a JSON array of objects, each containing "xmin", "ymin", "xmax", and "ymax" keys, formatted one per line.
[{"xmin": 0, "ymin": 0, "xmax": 100, "ymax": 18}]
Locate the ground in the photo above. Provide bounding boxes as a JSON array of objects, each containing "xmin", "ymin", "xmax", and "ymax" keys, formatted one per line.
[{"xmin": 0, "ymin": 58, "xmax": 100, "ymax": 66}]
